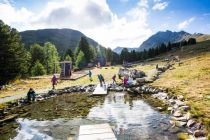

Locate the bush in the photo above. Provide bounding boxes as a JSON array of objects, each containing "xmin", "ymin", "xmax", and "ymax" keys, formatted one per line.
[{"xmin": 31, "ymin": 61, "xmax": 46, "ymax": 76}]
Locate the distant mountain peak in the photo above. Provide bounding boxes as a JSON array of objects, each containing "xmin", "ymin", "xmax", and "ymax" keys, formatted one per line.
[
  {"xmin": 138, "ymin": 30, "xmax": 193, "ymax": 51},
  {"xmin": 113, "ymin": 46, "xmax": 137, "ymax": 54}
]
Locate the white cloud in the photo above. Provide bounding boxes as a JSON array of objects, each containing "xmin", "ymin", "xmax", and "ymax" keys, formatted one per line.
[
  {"xmin": 152, "ymin": 1, "xmax": 168, "ymax": 11},
  {"xmin": 0, "ymin": 0, "xmax": 152, "ymax": 49},
  {"xmin": 178, "ymin": 17, "xmax": 195, "ymax": 29}
]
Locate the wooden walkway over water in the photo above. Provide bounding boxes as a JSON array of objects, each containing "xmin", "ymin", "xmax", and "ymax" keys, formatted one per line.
[
  {"xmin": 92, "ymin": 84, "xmax": 108, "ymax": 95},
  {"xmin": 78, "ymin": 123, "xmax": 116, "ymax": 140}
]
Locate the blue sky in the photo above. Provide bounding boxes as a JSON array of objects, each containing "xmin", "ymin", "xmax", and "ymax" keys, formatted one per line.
[{"xmin": 0, "ymin": 0, "xmax": 210, "ymax": 48}]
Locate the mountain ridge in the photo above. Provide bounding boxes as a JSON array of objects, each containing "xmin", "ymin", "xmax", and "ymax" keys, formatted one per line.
[
  {"xmin": 138, "ymin": 30, "xmax": 210, "ymax": 51},
  {"xmin": 20, "ymin": 28, "xmax": 100, "ymax": 55}
]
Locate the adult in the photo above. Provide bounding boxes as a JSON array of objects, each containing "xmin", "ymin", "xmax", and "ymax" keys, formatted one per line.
[
  {"xmin": 27, "ymin": 88, "xmax": 36, "ymax": 102},
  {"xmin": 100, "ymin": 74, "xmax": 105, "ymax": 85},
  {"xmin": 97, "ymin": 74, "xmax": 102, "ymax": 86},
  {"xmin": 51, "ymin": 74, "xmax": 58, "ymax": 89},
  {"xmin": 88, "ymin": 70, "xmax": 93, "ymax": 81}
]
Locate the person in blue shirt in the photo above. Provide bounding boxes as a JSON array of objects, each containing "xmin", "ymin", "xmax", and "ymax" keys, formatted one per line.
[{"xmin": 27, "ymin": 88, "xmax": 36, "ymax": 102}]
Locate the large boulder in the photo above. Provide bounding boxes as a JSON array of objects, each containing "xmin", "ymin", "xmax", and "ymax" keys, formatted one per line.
[{"xmin": 136, "ymin": 78, "xmax": 145, "ymax": 84}]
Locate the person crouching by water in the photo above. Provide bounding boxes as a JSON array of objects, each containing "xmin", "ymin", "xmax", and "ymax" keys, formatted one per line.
[
  {"xmin": 27, "ymin": 88, "xmax": 36, "ymax": 102},
  {"xmin": 51, "ymin": 74, "xmax": 58, "ymax": 89}
]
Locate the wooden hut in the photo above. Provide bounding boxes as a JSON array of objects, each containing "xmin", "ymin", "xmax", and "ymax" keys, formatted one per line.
[{"xmin": 59, "ymin": 61, "xmax": 72, "ymax": 79}]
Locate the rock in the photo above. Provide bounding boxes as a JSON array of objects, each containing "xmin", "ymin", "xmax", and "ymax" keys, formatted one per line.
[
  {"xmin": 176, "ymin": 100, "xmax": 185, "ymax": 107},
  {"xmin": 185, "ymin": 112, "xmax": 191, "ymax": 120},
  {"xmin": 173, "ymin": 110, "xmax": 182, "ymax": 117},
  {"xmin": 193, "ymin": 130, "xmax": 206, "ymax": 137},
  {"xmin": 172, "ymin": 116, "xmax": 187, "ymax": 122},
  {"xmin": 43, "ymin": 129, "xmax": 52, "ymax": 136},
  {"xmin": 0, "ymin": 109, "xmax": 4, "ymax": 116},
  {"xmin": 136, "ymin": 78, "xmax": 145, "ymax": 84},
  {"xmin": 168, "ymin": 99, "xmax": 176, "ymax": 105},
  {"xmin": 167, "ymin": 107, "xmax": 173, "ymax": 111},
  {"xmin": 152, "ymin": 92, "xmax": 168, "ymax": 100},
  {"xmin": 187, "ymin": 120, "xmax": 196, "ymax": 127},
  {"xmin": 178, "ymin": 95, "xmax": 184, "ymax": 101},
  {"xmin": 192, "ymin": 123, "xmax": 202, "ymax": 130},
  {"xmin": 157, "ymin": 107, "xmax": 164, "ymax": 111},
  {"xmin": 175, "ymin": 121, "xmax": 187, "ymax": 127},
  {"xmin": 180, "ymin": 106, "xmax": 190, "ymax": 111}
]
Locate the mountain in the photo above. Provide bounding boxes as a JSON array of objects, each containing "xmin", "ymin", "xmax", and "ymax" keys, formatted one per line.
[
  {"xmin": 20, "ymin": 28, "xmax": 99, "ymax": 55},
  {"xmin": 113, "ymin": 47, "xmax": 137, "ymax": 54},
  {"xmin": 138, "ymin": 30, "xmax": 192, "ymax": 51}
]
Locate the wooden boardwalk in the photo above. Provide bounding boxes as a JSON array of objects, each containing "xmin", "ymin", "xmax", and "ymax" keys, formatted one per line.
[
  {"xmin": 92, "ymin": 84, "xmax": 108, "ymax": 95},
  {"xmin": 78, "ymin": 123, "xmax": 117, "ymax": 140}
]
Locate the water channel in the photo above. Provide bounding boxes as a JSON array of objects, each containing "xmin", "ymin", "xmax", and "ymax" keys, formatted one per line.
[{"xmin": 12, "ymin": 92, "xmax": 179, "ymax": 140}]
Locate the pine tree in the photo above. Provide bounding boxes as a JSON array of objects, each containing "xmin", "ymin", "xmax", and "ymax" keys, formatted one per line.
[
  {"xmin": 78, "ymin": 36, "xmax": 95, "ymax": 63},
  {"xmin": 120, "ymin": 48, "xmax": 129, "ymax": 63},
  {"xmin": 65, "ymin": 48, "xmax": 75, "ymax": 62},
  {"xmin": 0, "ymin": 20, "xmax": 29, "ymax": 85},
  {"xmin": 43, "ymin": 42, "xmax": 60, "ymax": 74},
  {"xmin": 105, "ymin": 47, "xmax": 113, "ymax": 62}
]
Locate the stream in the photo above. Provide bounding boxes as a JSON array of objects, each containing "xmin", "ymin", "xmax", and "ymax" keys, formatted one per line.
[{"xmin": 12, "ymin": 92, "xmax": 179, "ymax": 140}]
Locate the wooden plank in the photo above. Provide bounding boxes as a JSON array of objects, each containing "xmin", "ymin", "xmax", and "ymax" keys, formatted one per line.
[
  {"xmin": 79, "ymin": 123, "xmax": 116, "ymax": 140},
  {"xmin": 92, "ymin": 84, "xmax": 108, "ymax": 95}
]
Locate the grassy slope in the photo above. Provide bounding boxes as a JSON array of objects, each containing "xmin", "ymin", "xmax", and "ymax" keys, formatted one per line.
[{"xmin": 151, "ymin": 40, "xmax": 210, "ymax": 130}]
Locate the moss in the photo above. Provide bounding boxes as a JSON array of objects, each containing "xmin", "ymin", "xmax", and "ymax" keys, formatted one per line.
[{"xmin": 177, "ymin": 132, "xmax": 189, "ymax": 140}]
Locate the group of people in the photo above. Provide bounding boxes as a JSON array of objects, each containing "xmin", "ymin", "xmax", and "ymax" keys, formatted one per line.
[{"xmin": 27, "ymin": 68, "xmax": 134, "ymax": 102}]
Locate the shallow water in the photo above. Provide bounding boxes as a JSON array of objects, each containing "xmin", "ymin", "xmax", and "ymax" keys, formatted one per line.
[{"xmin": 13, "ymin": 92, "xmax": 178, "ymax": 140}]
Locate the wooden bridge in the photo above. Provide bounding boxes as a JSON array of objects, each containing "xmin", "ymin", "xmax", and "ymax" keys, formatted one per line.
[{"xmin": 78, "ymin": 123, "xmax": 116, "ymax": 140}]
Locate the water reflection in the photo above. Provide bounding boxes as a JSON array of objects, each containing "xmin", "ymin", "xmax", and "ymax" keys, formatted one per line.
[
  {"xmin": 88, "ymin": 92, "xmax": 176, "ymax": 140},
  {"xmin": 14, "ymin": 92, "xmax": 177, "ymax": 140}
]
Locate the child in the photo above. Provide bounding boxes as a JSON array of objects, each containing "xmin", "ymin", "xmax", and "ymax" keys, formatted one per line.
[
  {"xmin": 51, "ymin": 74, "xmax": 58, "ymax": 89},
  {"xmin": 112, "ymin": 74, "xmax": 116, "ymax": 84}
]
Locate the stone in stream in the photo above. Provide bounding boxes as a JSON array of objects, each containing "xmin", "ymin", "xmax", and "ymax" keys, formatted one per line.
[
  {"xmin": 187, "ymin": 120, "xmax": 196, "ymax": 127},
  {"xmin": 171, "ymin": 116, "xmax": 187, "ymax": 122},
  {"xmin": 175, "ymin": 121, "xmax": 187, "ymax": 127},
  {"xmin": 156, "ymin": 107, "xmax": 164, "ymax": 111}
]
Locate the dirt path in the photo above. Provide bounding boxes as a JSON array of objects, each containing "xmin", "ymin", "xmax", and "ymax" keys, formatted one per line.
[{"xmin": 0, "ymin": 88, "xmax": 51, "ymax": 104}]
